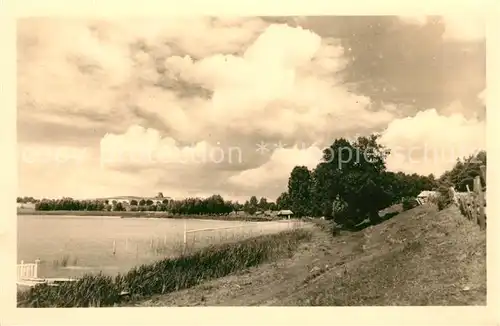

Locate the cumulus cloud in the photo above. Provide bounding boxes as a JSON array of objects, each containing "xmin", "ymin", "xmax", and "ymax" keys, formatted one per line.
[
  {"xmin": 17, "ymin": 144, "xmax": 224, "ymax": 200},
  {"xmin": 228, "ymin": 145, "xmax": 323, "ymax": 189},
  {"xmin": 100, "ymin": 125, "xmax": 243, "ymax": 169},
  {"xmin": 478, "ymin": 88, "xmax": 486, "ymax": 105},
  {"xmin": 380, "ymin": 108, "xmax": 485, "ymax": 176},
  {"xmin": 18, "ymin": 17, "xmax": 485, "ymax": 200},
  {"xmin": 18, "ymin": 165, "xmax": 166, "ymax": 200},
  {"xmin": 140, "ymin": 23, "xmax": 394, "ymax": 142},
  {"xmin": 19, "ymin": 18, "xmax": 392, "ymax": 146},
  {"xmin": 398, "ymin": 15, "xmax": 485, "ymax": 41},
  {"xmin": 440, "ymin": 15, "xmax": 485, "ymax": 41},
  {"xmin": 17, "ymin": 18, "xmax": 267, "ymax": 135},
  {"xmin": 398, "ymin": 15, "xmax": 428, "ymax": 26}
]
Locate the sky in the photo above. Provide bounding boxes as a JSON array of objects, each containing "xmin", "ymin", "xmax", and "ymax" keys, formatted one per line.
[{"xmin": 17, "ymin": 16, "xmax": 486, "ymax": 202}]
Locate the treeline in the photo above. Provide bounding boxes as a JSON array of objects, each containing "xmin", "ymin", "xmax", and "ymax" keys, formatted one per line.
[
  {"xmin": 17, "ymin": 196, "xmax": 38, "ymax": 204},
  {"xmin": 275, "ymin": 135, "xmax": 438, "ymax": 227},
  {"xmin": 437, "ymin": 151, "xmax": 486, "ymax": 191},
  {"xmin": 24, "ymin": 135, "xmax": 485, "ymax": 221},
  {"xmin": 30, "ymin": 194, "xmax": 279, "ymax": 216},
  {"xmin": 241, "ymin": 196, "xmax": 278, "ymax": 214},
  {"xmin": 35, "ymin": 198, "xmax": 109, "ymax": 211}
]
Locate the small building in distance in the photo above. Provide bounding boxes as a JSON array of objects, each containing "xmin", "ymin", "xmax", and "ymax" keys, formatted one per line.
[
  {"xmin": 17, "ymin": 202, "xmax": 36, "ymax": 210},
  {"xmin": 416, "ymin": 190, "xmax": 438, "ymax": 204},
  {"xmin": 277, "ymin": 209, "xmax": 293, "ymax": 219},
  {"xmin": 229, "ymin": 210, "xmax": 246, "ymax": 216}
]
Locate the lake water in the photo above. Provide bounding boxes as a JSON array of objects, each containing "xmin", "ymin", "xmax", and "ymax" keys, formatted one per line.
[{"xmin": 17, "ymin": 215, "xmax": 296, "ymax": 279}]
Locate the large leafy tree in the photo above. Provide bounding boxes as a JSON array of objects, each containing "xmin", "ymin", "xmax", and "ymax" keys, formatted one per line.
[
  {"xmin": 258, "ymin": 197, "xmax": 269, "ymax": 211},
  {"xmin": 322, "ymin": 135, "xmax": 391, "ymax": 224},
  {"xmin": 310, "ymin": 162, "xmax": 339, "ymax": 218},
  {"xmin": 243, "ymin": 196, "xmax": 258, "ymax": 215},
  {"xmin": 276, "ymin": 192, "xmax": 290, "ymax": 210},
  {"xmin": 284, "ymin": 134, "xmax": 435, "ymax": 225},
  {"xmin": 288, "ymin": 166, "xmax": 313, "ymax": 217}
]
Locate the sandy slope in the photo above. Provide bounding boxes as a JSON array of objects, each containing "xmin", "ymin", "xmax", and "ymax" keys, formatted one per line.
[{"xmin": 130, "ymin": 204, "xmax": 486, "ymax": 306}]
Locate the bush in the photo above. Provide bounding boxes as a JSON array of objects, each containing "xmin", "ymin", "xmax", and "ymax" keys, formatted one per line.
[
  {"xmin": 18, "ymin": 229, "xmax": 312, "ymax": 308},
  {"xmin": 457, "ymin": 197, "xmax": 469, "ymax": 217},
  {"xmin": 402, "ymin": 197, "xmax": 419, "ymax": 211},
  {"xmin": 17, "ymin": 274, "xmax": 120, "ymax": 307},
  {"xmin": 331, "ymin": 197, "xmax": 360, "ymax": 227},
  {"xmin": 436, "ymin": 186, "xmax": 453, "ymax": 211},
  {"xmin": 310, "ymin": 218, "xmax": 338, "ymax": 236}
]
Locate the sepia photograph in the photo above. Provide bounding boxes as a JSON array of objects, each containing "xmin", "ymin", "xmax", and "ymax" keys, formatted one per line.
[{"xmin": 14, "ymin": 14, "xmax": 487, "ymax": 309}]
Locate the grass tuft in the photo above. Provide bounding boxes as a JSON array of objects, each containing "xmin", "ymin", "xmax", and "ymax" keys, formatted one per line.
[
  {"xmin": 309, "ymin": 219, "xmax": 338, "ymax": 237},
  {"xmin": 52, "ymin": 254, "xmax": 75, "ymax": 268}
]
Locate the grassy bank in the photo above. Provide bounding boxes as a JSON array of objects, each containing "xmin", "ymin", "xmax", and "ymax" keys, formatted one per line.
[
  {"xmin": 291, "ymin": 205, "xmax": 486, "ymax": 306},
  {"xmin": 17, "ymin": 209, "xmax": 277, "ymax": 222},
  {"xmin": 17, "ymin": 228, "xmax": 312, "ymax": 307},
  {"xmin": 130, "ymin": 204, "xmax": 485, "ymax": 306}
]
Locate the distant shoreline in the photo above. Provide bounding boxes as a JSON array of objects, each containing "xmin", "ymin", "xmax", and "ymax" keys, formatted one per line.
[{"xmin": 17, "ymin": 209, "xmax": 278, "ymax": 222}]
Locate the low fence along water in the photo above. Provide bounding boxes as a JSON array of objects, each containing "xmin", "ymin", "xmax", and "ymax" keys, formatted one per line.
[
  {"xmin": 17, "ymin": 260, "xmax": 40, "ymax": 281},
  {"xmin": 182, "ymin": 219, "xmax": 305, "ymax": 252}
]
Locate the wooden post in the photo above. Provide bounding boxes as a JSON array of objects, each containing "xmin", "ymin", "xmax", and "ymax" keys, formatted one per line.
[
  {"xmin": 34, "ymin": 258, "xmax": 40, "ymax": 279},
  {"xmin": 480, "ymin": 165, "xmax": 486, "ymax": 185},
  {"xmin": 459, "ymin": 196, "xmax": 467, "ymax": 216},
  {"xmin": 468, "ymin": 197, "xmax": 475, "ymax": 221},
  {"xmin": 112, "ymin": 240, "xmax": 116, "ymax": 255},
  {"xmin": 461, "ymin": 195, "xmax": 469, "ymax": 220},
  {"xmin": 183, "ymin": 220, "xmax": 187, "ymax": 254},
  {"xmin": 462, "ymin": 185, "xmax": 474, "ymax": 220},
  {"xmin": 473, "ymin": 193, "xmax": 479, "ymax": 222},
  {"xmin": 474, "ymin": 176, "xmax": 486, "ymax": 230},
  {"xmin": 449, "ymin": 187, "xmax": 457, "ymax": 205},
  {"xmin": 467, "ymin": 194, "xmax": 476, "ymax": 221}
]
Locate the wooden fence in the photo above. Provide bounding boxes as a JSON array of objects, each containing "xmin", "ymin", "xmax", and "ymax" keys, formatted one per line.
[
  {"xmin": 448, "ymin": 165, "xmax": 486, "ymax": 230},
  {"xmin": 17, "ymin": 260, "xmax": 40, "ymax": 281},
  {"xmin": 182, "ymin": 219, "xmax": 305, "ymax": 253}
]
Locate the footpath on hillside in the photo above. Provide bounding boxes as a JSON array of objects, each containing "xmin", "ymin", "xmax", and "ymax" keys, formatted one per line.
[{"xmin": 129, "ymin": 204, "xmax": 486, "ymax": 306}]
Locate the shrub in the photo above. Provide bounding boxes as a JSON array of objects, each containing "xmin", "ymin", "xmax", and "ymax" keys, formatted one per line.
[
  {"xmin": 55, "ymin": 254, "xmax": 70, "ymax": 267},
  {"xmin": 17, "ymin": 274, "xmax": 120, "ymax": 308},
  {"xmin": 310, "ymin": 219, "xmax": 338, "ymax": 237},
  {"xmin": 436, "ymin": 186, "xmax": 453, "ymax": 211},
  {"xmin": 331, "ymin": 196, "xmax": 357, "ymax": 227},
  {"xmin": 402, "ymin": 197, "xmax": 419, "ymax": 211},
  {"xmin": 457, "ymin": 197, "xmax": 469, "ymax": 217}
]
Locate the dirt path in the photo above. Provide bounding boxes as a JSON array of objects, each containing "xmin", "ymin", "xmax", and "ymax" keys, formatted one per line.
[{"xmin": 130, "ymin": 205, "xmax": 486, "ymax": 306}]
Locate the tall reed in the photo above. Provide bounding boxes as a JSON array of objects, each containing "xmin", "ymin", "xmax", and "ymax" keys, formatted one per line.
[{"xmin": 18, "ymin": 228, "xmax": 312, "ymax": 307}]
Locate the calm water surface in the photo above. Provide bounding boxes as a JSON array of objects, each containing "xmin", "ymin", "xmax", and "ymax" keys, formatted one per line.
[{"xmin": 17, "ymin": 215, "xmax": 293, "ymax": 278}]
